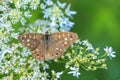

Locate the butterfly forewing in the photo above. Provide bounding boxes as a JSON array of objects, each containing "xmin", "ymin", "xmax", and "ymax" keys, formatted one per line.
[
  {"xmin": 18, "ymin": 33, "xmax": 46, "ymax": 60},
  {"xmin": 45, "ymin": 32, "xmax": 78, "ymax": 59}
]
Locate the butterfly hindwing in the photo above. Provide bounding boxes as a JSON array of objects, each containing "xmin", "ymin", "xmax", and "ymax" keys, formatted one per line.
[
  {"xmin": 32, "ymin": 43, "xmax": 46, "ymax": 60},
  {"xmin": 46, "ymin": 32, "xmax": 78, "ymax": 59}
]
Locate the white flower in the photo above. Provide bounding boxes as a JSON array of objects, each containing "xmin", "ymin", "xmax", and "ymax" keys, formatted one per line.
[
  {"xmin": 30, "ymin": 0, "xmax": 40, "ymax": 10},
  {"xmin": 50, "ymin": 17, "xmax": 57, "ymax": 27},
  {"xmin": 57, "ymin": 0, "xmax": 66, "ymax": 8},
  {"xmin": 51, "ymin": 70, "xmax": 63, "ymax": 79},
  {"xmin": 43, "ymin": 7, "xmax": 52, "ymax": 18},
  {"xmin": 44, "ymin": 0, "xmax": 53, "ymax": 6},
  {"xmin": 24, "ymin": 10, "xmax": 32, "ymax": 18},
  {"xmin": 42, "ymin": 1, "xmax": 76, "ymax": 32},
  {"xmin": 82, "ymin": 40, "xmax": 88, "ymax": 45},
  {"xmin": 40, "ymin": 3, "xmax": 46, "ymax": 9},
  {"xmin": 10, "ymin": 32, "xmax": 19, "ymax": 39},
  {"xmin": 87, "ymin": 43, "xmax": 94, "ymax": 50},
  {"xmin": 68, "ymin": 66, "xmax": 80, "ymax": 78},
  {"xmin": 56, "ymin": 71, "xmax": 63, "ymax": 78},
  {"xmin": 20, "ymin": 17, "xmax": 26, "ymax": 25},
  {"xmin": 104, "ymin": 46, "xmax": 116, "ymax": 59},
  {"xmin": 0, "ymin": 45, "xmax": 12, "ymax": 61},
  {"xmin": 59, "ymin": 18, "xmax": 74, "ymax": 31},
  {"xmin": 8, "ymin": 9, "xmax": 22, "ymax": 24},
  {"xmin": 65, "ymin": 63, "xmax": 70, "ymax": 68},
  {"xmin": 82, "ymin": 40, "xmax": 95, "ymax": 51},
  {"xmin": 43, "ymin": 63, "xmax": 49, "ymax": 70},
  {"xmin": 32, "ymin": 70, "xmax": 41, "ymax": 79},
  {"xmin": 41, "ymin": 71, "xmax": 48, "ymax": 80},
  {"xmin": 65, "ymin": 4, "xmax": 76, "ymax": 17}
]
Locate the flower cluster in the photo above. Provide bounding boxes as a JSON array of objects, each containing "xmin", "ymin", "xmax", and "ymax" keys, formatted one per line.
[{"xmin": 0, "ymin": 0, "xmax": 116, "ymax": 80}]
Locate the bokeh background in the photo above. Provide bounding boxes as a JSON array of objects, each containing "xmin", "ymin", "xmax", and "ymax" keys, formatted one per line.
[{"xmin": 61, "ymin": 0, "xmax": 120, "ymax": 80}]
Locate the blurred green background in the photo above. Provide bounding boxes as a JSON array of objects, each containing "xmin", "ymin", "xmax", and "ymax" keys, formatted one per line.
[{"xmin": 61, "ymin": 0, "xmax": 120, "ymax": 80}]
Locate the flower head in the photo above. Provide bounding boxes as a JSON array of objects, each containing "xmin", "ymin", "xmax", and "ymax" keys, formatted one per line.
[
  {"xmin": 104, "ymin": 46, "xmax": 116, "ymax": 59},
  {"xmin": 65, "ymin": 4, "xmax": 77, "ymax": 18},
  {"xmin": 51, "ymin": 70, "xmax": 63, "ymax": 79},
  {"xmin": 68, "ymin": 66, "xmax": 80, "ymax": 78}
]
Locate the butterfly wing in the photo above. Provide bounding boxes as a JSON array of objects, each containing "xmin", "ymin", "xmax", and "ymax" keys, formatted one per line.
[
  {"xmin": 45, "ymin": 32, "xmax": 78, "ymax": 59},
  {"xmin": 18, "ymin": 33, "xmax": 46, "ymax": 60}
]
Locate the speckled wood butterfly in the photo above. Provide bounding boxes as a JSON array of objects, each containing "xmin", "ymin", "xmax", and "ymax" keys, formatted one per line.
[{"xmin": 18, "ymin": 32, "xmax": 78, "ymax": 60}]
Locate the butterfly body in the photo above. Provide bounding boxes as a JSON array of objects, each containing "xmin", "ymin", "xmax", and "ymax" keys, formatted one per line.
[
  {"xmin": 18, "ymin": 32, "xmax": 78, "ymax": 60},
  {"xmin": 44, "ymin": 33, "xmax": 49, "ymax": 50}
]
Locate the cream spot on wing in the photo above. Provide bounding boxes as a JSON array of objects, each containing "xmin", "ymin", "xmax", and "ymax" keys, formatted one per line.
[
  {"xmin": 67, "ymin": 34, "xmax": 70, "ymax": 36},
  {"xmin": 27, "ymin": 43, "xmax": 30, "ymax": 46},
  {"xmin": 35, "ymin": 48, "xmax": 39, "ymax": 52},
  {"xmin": 64, "ymin": 42, "xmax": 68, "ymax": 45},
  {"xmin": 31, "ymin": 45, "xmax": 33, "ymax": 48},
  {"xmin": 64, "ymin": 37, "xmax": 68, "ymax": 41},
  {"xmin": 32, "ymin": 50, "xmax": 35, "ymax": 55},
  {"xmin": 56, "ymin": 48, "xmax": 59, "ymax": 50},
  {"xmin": 27, "ymin": 39, "xmax": 30, "ymax": 42},
  {"xmin": 59, "ymin": 49, "xmax": 63, "ymax": 51},
  {"xmin": 29, "ymin": 35, "xmax": 32, "ymax": 38}
]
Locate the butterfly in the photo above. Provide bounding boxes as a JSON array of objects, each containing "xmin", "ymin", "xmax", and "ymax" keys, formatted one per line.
[{"xmin": 18, "ymin": 32, "xmax": 78, "ymax": 60}]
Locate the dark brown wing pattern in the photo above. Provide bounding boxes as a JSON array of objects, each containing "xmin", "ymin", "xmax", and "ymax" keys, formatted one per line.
[
  {"xmin": 45, "ymin": 32, "xmax": 78, "ymax": 59},
  {"xmin": 18, "ymin": 33, "xmax": 46, "ymax": 60}
]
